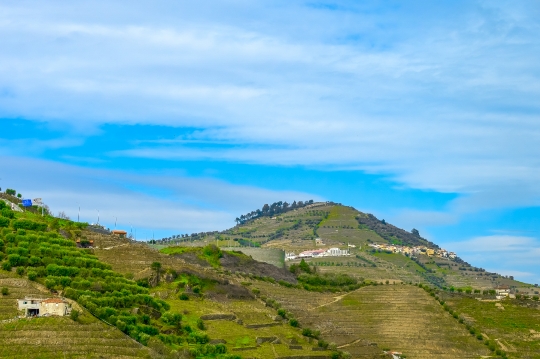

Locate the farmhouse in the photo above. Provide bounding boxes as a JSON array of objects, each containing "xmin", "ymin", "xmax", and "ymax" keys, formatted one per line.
[
  {"xmin": 326, "ymin": 247, "xmax": 349, "ymax": 256},
  {"xmin": 285, "ymin": 252, "xmax": 297, "ymax": 261},
  {"xmin": 495, "ymin": 285, "xmax": 511, "ymax": 300},
  {"xmin": 17, "ymin": 297, "xmax": 42, "ymax": 317},
  {"xmin": 76, "ymin": 238, "xmax": 94, "ymax": 248},
  {"xmin": 299, "ymin": 249, "xmax": 326, "ymax": 258},
  {"xmin": 17, "ymin": 297, "xmax": 70, "ymax": 317},
  {"xmin": 112, "ymin": 229, "xmax": 128, "ymax": 238},
  {"xmin": 40, "ymin": 298, "xmax": 69, "ymax": 316}
]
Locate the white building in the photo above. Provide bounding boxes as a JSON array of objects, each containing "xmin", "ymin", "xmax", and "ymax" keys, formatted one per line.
[
  {"xmin": 17, "ymin": 297, "xmax": 42, "ymax": 317},
  {"xmin": 495, "ymin": 286, "xmax": 511, "ymax": 300},
  {"xmin": 17, "ymin": 297, "xmax": 69, "ymax": 317},
  {"xmin": 326, "ymin": 247, "xmax": 349, "ymax": 256},
  {"xmin": 285, "ymin": 252, "xmax": 297, "ymax": 261}
]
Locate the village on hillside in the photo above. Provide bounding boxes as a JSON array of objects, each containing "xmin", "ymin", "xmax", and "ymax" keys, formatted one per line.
[
  {"xmin": 367, "ymin": 243, "xmax": 457, "ymax": 259},
  {"xmin": 285, "ymin": 237, "xmax": 458, "ymax": 262}
]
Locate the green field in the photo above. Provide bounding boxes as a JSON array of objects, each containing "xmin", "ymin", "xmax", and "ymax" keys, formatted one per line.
[{"xmin": 443, "ymin": 294, "xmax": 540, "ymax": 358}]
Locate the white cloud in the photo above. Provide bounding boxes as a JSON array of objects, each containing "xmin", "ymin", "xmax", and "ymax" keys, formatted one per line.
[
  {"xmin": 0, "ymin": 1, "xmax": 540, "ymax": 223},
  {"xmin": 0, "ymin": 156, "xmax": 321, "ymax": 237},
  {"xmin": 445, "ymin": 235, "xmax": 540, "ymax": 283}
]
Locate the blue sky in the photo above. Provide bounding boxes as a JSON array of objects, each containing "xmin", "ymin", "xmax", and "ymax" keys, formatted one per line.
[{"xmin": 1, "ymin": 0, "xmax": 539, "ymax": 283}]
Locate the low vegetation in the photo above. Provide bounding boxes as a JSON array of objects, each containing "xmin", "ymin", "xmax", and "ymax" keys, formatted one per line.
[
  {"xmin": 0, "ymin": 202, "xmax": 240, "ymax": 358},
  {"xmin": 2, "ymin": 192, "xmax": 537, "ymax": 359}
]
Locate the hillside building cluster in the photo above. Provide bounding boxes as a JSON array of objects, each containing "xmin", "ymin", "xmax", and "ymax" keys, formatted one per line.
[
  {"xmin": 368, "ymin": 243, "xmax": 457, "ymax": 259},
  {"xmin": 285, "ymin": 247, "xmax": 350, "ymax": 261}
]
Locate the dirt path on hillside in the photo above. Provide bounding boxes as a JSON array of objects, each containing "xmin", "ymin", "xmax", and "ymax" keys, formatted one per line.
[
  {"xmin": 337, "ymin": 338, "xmax": 364, "ymax": 348},
  {"xmin": 310, "ymin": 288, "xmax": 363, "ymax": 310},
  {"xmin": 101, "ymin": 243, "xmax": 128, "ymax": 250}
]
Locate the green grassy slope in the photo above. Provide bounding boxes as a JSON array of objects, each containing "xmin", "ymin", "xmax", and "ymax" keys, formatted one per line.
[
  {"xmin": 0, "ymin": 272, "xmax": 152, "ymax": 359},
  {"xmin": 209, "ymin": 203, "xmax": 530, "ymax": 292},
  {"xmin": 442, "ymin": 293, "xmax": 540, "ymax": 358},
  {"xmin": 88, "ymin": 232, "xmax": 335, "ymax": 358},
  {"xmin": 252, "ymin": 281, "xmax": 491, "ymax": 359},
  {"xmin": 3, "ymin": 192, "xmax": 538, "ymax": 359}
]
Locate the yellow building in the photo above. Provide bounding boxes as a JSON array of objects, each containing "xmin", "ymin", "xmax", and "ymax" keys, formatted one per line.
[{"xmin": 426, "ymin": 249, "xmax": 435, "ymax": 256}]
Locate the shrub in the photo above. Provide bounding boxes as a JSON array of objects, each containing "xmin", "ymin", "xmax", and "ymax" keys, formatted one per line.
[
  {"xmin": 162, "ymin": 312, "xmax": 182, "ymax": 326},
  {"xmin": 179, "ymin": 293, "xmax": 189, "ymax": 301},
  {"xmin": 1, "ymin": 287, "xmax": 8, "ymax": 296},
  {"xmin": 197, "ymin": 318, "xmax": 206, "ymax": 330},
  {"xmin": 16, "ymin": 266, "xmax": 25, "ymax": 276},
  {"xmin": 28, "ymin": 270, "xmax": 38, "ymax": 280},
  {"xmin": 1, "ymin": 208, "xmax": 15, "ymax": 219},
  {"xmin": 289, "ymin": 318, "xmax": 299, "ymax": 327},
  {"xmin": 116, "ymin": 320, "xmax": 127, "ymax": 332},
  {"xmin": 70, "ymin": 309, "xmax": 80, "ymax": 322},
  {"xmin": 12, "ymin": 219, "xmax": 47, "ymax": 231},
  {"xmin": 0, "ymin": 217, "xmax": 10, "ymax": 228}
]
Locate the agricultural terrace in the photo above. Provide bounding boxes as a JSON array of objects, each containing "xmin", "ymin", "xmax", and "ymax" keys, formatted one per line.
[
  {"xmin": 223, "ymin": 204, "xmax": 334, "ymax": 245},
  {"xmin": 152, "ymin": 278, "xmax": 333, "ymax": 358},
  {"xmin": 0, "ymin": 315, "xmax": 153, "ymax": 359},
  {"xmin": 254, "ymin": 281, "xmax": 491, "ymax": 358},
  {"xmin": 90, "ymin": 226, "xmax": 335, "ymax": 356},
  {"xmin": 0, "ymin": 202, "xmax": 241, "ymax": 358},
  {"xmin": 442, "ymin": 293, "xmax": 540, "ymax": 358}
]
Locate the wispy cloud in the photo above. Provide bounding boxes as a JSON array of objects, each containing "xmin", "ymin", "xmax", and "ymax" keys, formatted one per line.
[
  {"xmin": 0, "ymin": 1, "xmax": 539, "ymax": 280},
  {"xmin": 446, "ymin": 235, "xmax": 540, "ymax": 283},
  {"xmin": 0, "ymin": 156, "xmax": 321, "ymax": 236}
]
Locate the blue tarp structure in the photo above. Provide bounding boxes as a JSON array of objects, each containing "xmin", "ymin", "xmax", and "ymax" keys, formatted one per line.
[{"xmin": 22, "ymin": 199, "xmax": 32, "ymax": 207}]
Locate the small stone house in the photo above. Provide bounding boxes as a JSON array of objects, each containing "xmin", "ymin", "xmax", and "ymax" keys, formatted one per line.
[
  {"xmin": 40, "ymin": 298, "xmax": 69, "ymax": 316},
  {"xmin": 17, "ymin": 297, "xmax": 43, "ymax": 317},
  {"xmin": 112, "ymin": 230, "xmax": 127, "ymax": 238},
  {"xmin": 495, "ymin": 285, "xmax": 510, "ymax": 300},
  {"xmin": 18, "ymin": 297, "xmax": 69, "ymax": 317}
]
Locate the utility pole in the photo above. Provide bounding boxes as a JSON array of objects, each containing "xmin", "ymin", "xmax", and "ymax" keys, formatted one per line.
[
  {"xmin": 78, "ymin": 205, "xmax": 80, "ymax": 222},
  {"xmin": 114, "ymin": 217, "xmax": 117, "ymax": 229}
]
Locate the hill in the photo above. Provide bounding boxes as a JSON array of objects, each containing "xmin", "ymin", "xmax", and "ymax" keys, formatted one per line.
[
  {"xmin": 154, "ymin": 201, "xmax": 540, "ymax": 358},
  {"xmin": 2, "ymin": 192, "xmax": 539, "ymax": 359}
]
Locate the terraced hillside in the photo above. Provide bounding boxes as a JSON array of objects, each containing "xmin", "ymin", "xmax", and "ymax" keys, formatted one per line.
[
  {"xmin": 88, "ymin": 231, "xmax": 334, "ymax": 358},
  {"xmin": 442, "ymin": 293, "xmax": 540, "ymax": 358},
  {"xmin": 209, "ymin": 203, "xmax": 531, "ymax": 292},
  {"xmin": 254, "ymin": 281, "xmax": 491, "ymax": 358},
  {"xmin": 152, "ymin": 279, "xmax": 333, "ymax": 358},
  {"xmin": 88, "ymin": 230, "xmax": 195, "ymax": 279},
  {"xmin": 0, "ymin": 273, "xmax": 152, "ymax": 359},
  {"xmin": 0, "ymin": 317, "xmax": 153, "ymax": 359},
  {"xmin": 2, "ymin": 192, "xmax": 537, "ymax": 359},
  {"xmin": 0, "ymin": 272, "xmax": 45, "ymax": 320}
]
